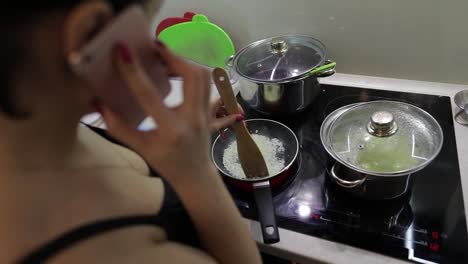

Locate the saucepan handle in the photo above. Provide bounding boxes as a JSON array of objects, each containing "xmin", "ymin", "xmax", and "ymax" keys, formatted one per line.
[
  {"xmin": 225, "ymin": 55, "xmax": 235, "ymax": 69},
  {"xmin": 313, "ymin": 60, "xmax": 336, "ymax": 78},
  {"xmin": 330, "ymin": 164, "xmax": 366, "ymax": 189},
  {"xmin": 253, "ymin": 181, "xmax": 280, "ymax": 244}
]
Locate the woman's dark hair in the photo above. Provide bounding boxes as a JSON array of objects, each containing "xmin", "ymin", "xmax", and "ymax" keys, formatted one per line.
[{"xmin": 1, "ymin": 1, "xmax": 142, "ymax": 118}]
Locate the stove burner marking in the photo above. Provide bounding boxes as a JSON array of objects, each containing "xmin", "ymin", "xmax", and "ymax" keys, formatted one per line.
[
  {"xmin": 428, "ymin": 243, "xmax": 440, "ymax": 252},
  {"xmin": 408, "ymin": 249, "xmax": 438, "ymax": 264},
  {"xmin": 413, "ymin": 228, "xmax": 428, "ymax": 234}
]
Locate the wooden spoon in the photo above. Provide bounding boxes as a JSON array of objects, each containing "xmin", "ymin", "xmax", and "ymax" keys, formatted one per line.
[{"xmin": 212, "ymin": 68, "xmax": 269, "ymax": 178}]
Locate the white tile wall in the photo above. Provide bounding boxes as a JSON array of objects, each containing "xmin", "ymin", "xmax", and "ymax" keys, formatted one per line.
[{"xmin": 150, "ymin": 0, "xmax": 468, "ymax": 85}]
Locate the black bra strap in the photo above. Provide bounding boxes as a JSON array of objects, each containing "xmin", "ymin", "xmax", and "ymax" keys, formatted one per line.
[
  {"xmin": 80, "ymin": 123, "xmax": 125, "ymax": 146},
  {"xmin": 18, "ymin": 215, "xmax": 161, "ymax": 264}
]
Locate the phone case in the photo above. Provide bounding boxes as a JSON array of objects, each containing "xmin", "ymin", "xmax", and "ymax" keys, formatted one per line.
[{"xmin": 68, "ymin": 6, "xmax": 170, "ymax": 126}]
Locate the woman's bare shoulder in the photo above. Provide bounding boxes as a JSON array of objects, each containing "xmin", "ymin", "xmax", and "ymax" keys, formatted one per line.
[{"xmin": 78, "ymin": 124, "xmax": 150, "ymax": 176}]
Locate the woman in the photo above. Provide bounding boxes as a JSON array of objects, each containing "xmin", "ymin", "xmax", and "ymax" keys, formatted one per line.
[{"xmin": 0, "ymin": 1, "xmax": 261, "ymax": 263}]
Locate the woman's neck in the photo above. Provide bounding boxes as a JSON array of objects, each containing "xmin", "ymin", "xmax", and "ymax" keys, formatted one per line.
[
  {"xmin": 0, "ymin": 75, "xmax": 94, "ymax": 173},
  {"xmin": 0, "ymin": 113, "xmax": 82, "ymax": 172}
]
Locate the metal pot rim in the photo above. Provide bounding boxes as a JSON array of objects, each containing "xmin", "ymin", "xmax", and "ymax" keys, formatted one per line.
[
  {"xmin": 231, "ymin": 34, "xmax": 328, "ymax": 84},
  {"xmin": 320, "ymin": 100, "xmax": 444, "ymax": 177},
  {"xmin": 211, "ymin": 118, "xmax": 299, "ymax": 182}
]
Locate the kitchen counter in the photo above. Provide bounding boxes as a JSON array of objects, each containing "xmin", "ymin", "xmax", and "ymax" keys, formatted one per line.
[
  {"xmin": 81, "ymin": 73, "xmax": 468, "ymax": 263},
  {"xmin": 243, "ymin": 73, "xmax": 468, "ymax": 264}
]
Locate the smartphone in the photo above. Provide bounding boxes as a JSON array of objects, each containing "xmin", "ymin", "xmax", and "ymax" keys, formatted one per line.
[{"xmin": 68, "ymin": 5, "xmax": 170, "ymax": 126}]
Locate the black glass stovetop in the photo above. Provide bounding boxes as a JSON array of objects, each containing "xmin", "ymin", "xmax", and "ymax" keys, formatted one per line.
[{"xmin": 229, "ymin": 84, "xmax": 468, "ymax": 264}]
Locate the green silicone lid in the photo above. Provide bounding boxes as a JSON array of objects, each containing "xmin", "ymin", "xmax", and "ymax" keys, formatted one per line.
[{"xmin": 158, "ymin": 14, "xmax": 235, "ymax": 69}]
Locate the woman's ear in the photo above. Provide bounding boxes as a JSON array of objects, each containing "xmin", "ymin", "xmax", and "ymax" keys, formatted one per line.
[{"xmin": 62, "ymin": 1, "xmax": 113, "ymax": 56}]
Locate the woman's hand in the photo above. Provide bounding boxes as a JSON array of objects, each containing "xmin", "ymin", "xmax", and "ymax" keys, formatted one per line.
[
  {"xmin": 101, "ymin": 42, "xmax": 227, "ymax": 185},
  {"xmin": 209, "ymin": 97, "xmax": 244, "ymax": 132},
  {"xmin": 101, "ymin": 42, "xmax": 261, "ymax": 264}
]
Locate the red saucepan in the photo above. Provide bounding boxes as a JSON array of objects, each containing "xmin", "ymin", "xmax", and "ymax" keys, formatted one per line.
[{"xmin": 211, "ymin": 119, "xmax": 299, "ymax": 244}]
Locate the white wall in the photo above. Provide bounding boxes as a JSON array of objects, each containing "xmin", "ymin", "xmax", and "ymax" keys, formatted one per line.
[{"xmin": 151, "ymin": 0, "xmax": 468, "ymax": 85}]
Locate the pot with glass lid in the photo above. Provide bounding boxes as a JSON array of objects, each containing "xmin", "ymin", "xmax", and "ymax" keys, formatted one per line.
[
  {"xmin": 227, "ymin": 35, "xmax": 336, "ymax": 115},
  {"xmin": 320, "ymin": 101, "xmax": 444, "ymax": 200}
]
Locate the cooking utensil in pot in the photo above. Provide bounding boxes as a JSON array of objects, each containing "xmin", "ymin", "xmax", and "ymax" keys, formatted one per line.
[
  {"xmin": 454, "ymin": 90, "xmax": 468, "ymax": 125},
  {"xmin": 227, "ymin": 34, "xmax": 336, "ymax": 115},
  {"xmin": 213, "ymin": 68, "xmax": 269, "ymax": 178},
  {"xmin": 212, "ymin": 119, "xmax": 299, "ymax": 244},
  {"xmin": 321, "ymin": 101, "xmax": 444, "ymax": 199}
]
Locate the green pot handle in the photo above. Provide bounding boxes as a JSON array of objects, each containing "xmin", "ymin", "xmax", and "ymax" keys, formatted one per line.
[{"xmin": 309, "ymin": 60, "xmax": 336, "ymax": 77}]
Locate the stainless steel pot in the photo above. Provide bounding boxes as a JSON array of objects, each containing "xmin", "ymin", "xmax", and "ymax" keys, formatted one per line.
[
  {"xmin": 228, "ymin": 35, "xmax": 336, "ymax": 115},
  {"xmin": 320, "ymin": 101, "xmax": 444, "ymax": 200},
  {"xmin": 454, "ymin": 90, "xmax": 468, "ymax": 125}
]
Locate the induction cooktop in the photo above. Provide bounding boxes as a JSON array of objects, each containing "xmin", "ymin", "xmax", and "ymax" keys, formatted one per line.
[{"xmin": 228, "ymin": 84, "xmax": 468, "ymax": 264}]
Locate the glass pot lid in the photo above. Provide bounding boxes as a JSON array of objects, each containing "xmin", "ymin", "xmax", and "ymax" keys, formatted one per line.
[
  {"xmin": 234, "ymin": 35, "xmax": 326, "ymax": 82},
  {"xmin": 327, "ymin": 101, "xmax": 444, "ymax": 176}
]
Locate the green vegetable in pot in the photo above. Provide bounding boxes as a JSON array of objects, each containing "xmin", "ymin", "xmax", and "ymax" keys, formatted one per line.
[{"xmin": 357, "ymin": 136, "xmax": 422, "ymax": 173}]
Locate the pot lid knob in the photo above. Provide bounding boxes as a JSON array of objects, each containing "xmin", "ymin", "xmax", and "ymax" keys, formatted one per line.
[
  {"xmin": 270, "ymin": 38, "xmax": 288, "ymax": 54},
  {"xmin": 367, "ymin": 111, "xmax": 398, "ymax": 137}
]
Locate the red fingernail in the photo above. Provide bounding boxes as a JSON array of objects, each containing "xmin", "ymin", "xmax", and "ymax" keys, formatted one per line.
[
  {"xmin": 92, "ymin": 100, "xmax": 103, "ymax": 114},
  {"xmin": 96, "ymin": 106, "xmax": 103, "ymax": 114},
  {"xmin": 220, "ymin": 130, "xmax": 227, "ymax": 140},
  {"xmin": 115, "ymin": 42, "xmax": 132, "ymax": 64},
  {"xmin": 155, "ymin": 40, "xmax": 166, "ymax": 49},
  {"xmin": 235, "ymin": 114, "xmax": 244, "ymax": 122}
]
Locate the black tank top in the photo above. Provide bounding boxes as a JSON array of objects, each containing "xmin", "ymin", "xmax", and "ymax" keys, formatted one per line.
[{"xmin": 17, "ymin": 125, "xmax": 201, "ymax": 263}]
